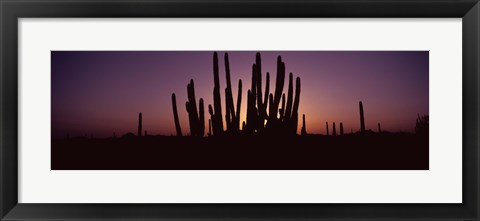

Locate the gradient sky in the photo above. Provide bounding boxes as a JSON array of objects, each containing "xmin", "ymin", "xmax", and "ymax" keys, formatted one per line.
[{"xmin": 51, "ymin": 51, "xmax": 428, "ymax": 138}]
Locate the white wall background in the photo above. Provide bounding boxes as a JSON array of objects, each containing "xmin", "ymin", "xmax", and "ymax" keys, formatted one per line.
[{"xmin": 18, "ymin": 18, "xmax": 462, "ymax": 203}]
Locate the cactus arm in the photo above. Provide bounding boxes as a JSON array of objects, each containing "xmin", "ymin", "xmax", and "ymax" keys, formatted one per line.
[
  {"xmin": 199, "ymin": 98, "xmax": 205, "ymax": 137},
  {"xmin": 279, "ymin": 93, "xmax": 286, "ymax": 120},
  {"xmin": 285, "ymin": 72, "xmax": 294, "ymax": 122},
  {"xmin": 235, "ymin": 79, "xmax": 242, "ymax": 132},
  {"xmin": 271, "ymin": 56, "xmax": 285, "ymax": 119},
  {"xmin": 212, "ymin": 52, "xmax": 224, "ymax": 134}
]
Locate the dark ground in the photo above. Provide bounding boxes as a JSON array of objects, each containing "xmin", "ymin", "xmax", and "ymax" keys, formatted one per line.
[{"xmin": 51, "ymin": 132, "xmax": 428, "ymax": 170}]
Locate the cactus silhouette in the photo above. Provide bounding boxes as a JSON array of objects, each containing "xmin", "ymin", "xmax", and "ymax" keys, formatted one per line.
[
  {"xmin": 235, "ymin": 80, "xmax": 242, "ymax": 132},
  {"xmin": 378, "ymin": 123, "xmax": 382, "ymax": 133},
  {"xmin": 265, "ymin": 56, "xmax": 285, "ymax": 129},
  {"xmin": 137, "ymin": 112, "xmax": 142, "ymax": 137},
  {"xmin": 171, "ymin": 52, "xmax": 303, "ymax": 137},
  {"xmin": 326, "ymin": 122, "xmax": 329, "ymax": 136},
  {"xmin": 284, "ymin": 73, "xmax": 294, "ymax": 123},
  {"xmin": 211, "ymin": 52, "xmax": 224, "ymax": 135},
  {"xmin": 254, "ymin": 53, "xmax": 270, "ymax": 132},
  {"xmin": 223, "ymin": 53, "xmax": 242, "ymax": 134},
  {"xmin": 171, "ymin": 93, "xmax": 183, "ymax": 136},
  {"xmin": 243, "ymin": 54, "xmax": 302, "ymax": 135},
  {"xmin": 290, "ymin": 77, "xmax": 301, "ymax": 134},
  {"xmin": 198, "ymin": 101, "xmax": 205, "ymax": 136},
  {"xmin": 208, "ymin": 119, "xmax": 212, "ymax": 136},
  {"xmin": 185, "ymin": 79, "xmax": 205, "ymax": 137},
  {"xmin": 246, "ymin": 61, "xmax": 263, "ymax": 133},
  {"xmin": 245, "ymin": 89, "xmax": 258, "ymax": 134},
  {"xmin": 340, "ymin": 122, "xmax": 344, "ymax": 136},
  {"xmin": 301, "ymin": 114, "xmax": 307, "ymax": 135},
  {"xmin": 279, "ymin": 93, "xmax": 286, "ymax": 120},
  {"xmin": 359, "ymin": 101, "xmax": 365, "ymax": 132},
  {"xmin": 224, "ymin": 53, "xmax": 233, "ymax": 131}
]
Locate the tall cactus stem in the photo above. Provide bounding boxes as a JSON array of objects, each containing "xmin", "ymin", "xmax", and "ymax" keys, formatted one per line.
[
  {"xmin": 212, "ymin": 52, "xmax": 224, "ymax": 134},
  {"xmin": 326, "ymin": 122, "xmax": 329, "ymax": 136},
  {"xmin": 359, "ymin": 101, "xmax": 365, "ymax": 132},
  {"xmin": 340, "ymin": 122, "xmax": 344, "ymax": 136},
  {"xmin": 301, "ymin": 114, "xmax": 307, "ymax": 135}
]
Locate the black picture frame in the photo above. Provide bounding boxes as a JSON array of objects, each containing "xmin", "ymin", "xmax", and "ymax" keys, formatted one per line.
[{"xmin": 1, "ymin": 0, "xmax": 479, "ymax": 220}]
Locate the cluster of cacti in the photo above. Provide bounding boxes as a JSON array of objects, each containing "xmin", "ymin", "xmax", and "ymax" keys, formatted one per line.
[
  {"xmin": 185, "ymin": 79, "xmax": 205, "ymax": 137},
  {"xmin": 171, "ymin": 52, "xmax": 303, "ymax": 137},
  {"xmin": 245, "ymin": 54, "xmax": 302, "ymax": 135},
  {"xmin": 244, "ymin": 53, "xmax": 268, "ymax": 134},
  {"xmin": 325, "ymin": 121, "xmax": 345, "ymax": 136}
]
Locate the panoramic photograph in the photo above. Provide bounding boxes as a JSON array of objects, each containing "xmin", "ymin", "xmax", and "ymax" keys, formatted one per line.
[{"xmin": 51, "ymin": 51, "xmax": 429, "ymax": 170}]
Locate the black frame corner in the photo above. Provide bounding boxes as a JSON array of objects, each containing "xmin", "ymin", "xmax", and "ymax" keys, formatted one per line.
[{"xmin": 1, "ymin": 0, "xmax": 479, "ymax": 220}]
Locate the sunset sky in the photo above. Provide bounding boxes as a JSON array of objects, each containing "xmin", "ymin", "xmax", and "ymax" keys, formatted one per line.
[{"xmin": 51, "ymin": 51, "xmax": 428, "ymax": 138}]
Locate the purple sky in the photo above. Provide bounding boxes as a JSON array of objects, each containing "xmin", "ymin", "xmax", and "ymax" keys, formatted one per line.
[{"xmin": 51, "ymin": 51, "xmax": 428, "ymax": 138}]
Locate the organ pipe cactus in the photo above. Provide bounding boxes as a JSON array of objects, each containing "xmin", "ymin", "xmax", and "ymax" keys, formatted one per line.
[
  {"xmin": 301, "ymin": 114, "xmax": 307, "ymax": 135},
  {"xmin": 359, "ymin": 101, "xmax": 365, "ymax": 132},
  {"xmin": 211, "ymin": 52, "xmax": 224, "ymax": 135},
  {"xmin": 171, "ymin": 51, "xmax": 303, "ymax": 137},
  {"xmin": 284, "ymin": 73, "xmax": 294, "ymax": 123},
  {"xmin": 245, "ymin": 63, "xmax": 258, "ymax": 133},
  {"xmin": 279, "ymin": 94, "xmax": 286, "ymax": 120},
  {"xmin": 185, "ymin": 79, "xmax": 205, "ymax": 137},
  {"xmin": 268, "ymin": 56, "xmax": 285, "ymax": 125},
  {"xmin": 235, "ymin": 80, "xmax": 242, "ymax": 130},
  {"xmin": 340, "ymin": 122, "xmax": 344, "ymax": 136},
  {"xmin": 224, "ymin": 53, "xmax": 242, "ymax": 134},
  {"xmin": 290, "ymin": 77, "xmax": 301, "ymax": 134},
  {"xmin": 255, "ymin": 53, "xmax": 270, "ymax": 132},
  {"xmin": 208, "ymin": 119, "xmax": 212, "ymax": 136},
  {"xmin": 245, "ymin": 89, "xmax": 257, "ymax": 134},
  {"xmin": 326, "ymin": 122, "xmax": 329, "ymax": 136}
]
